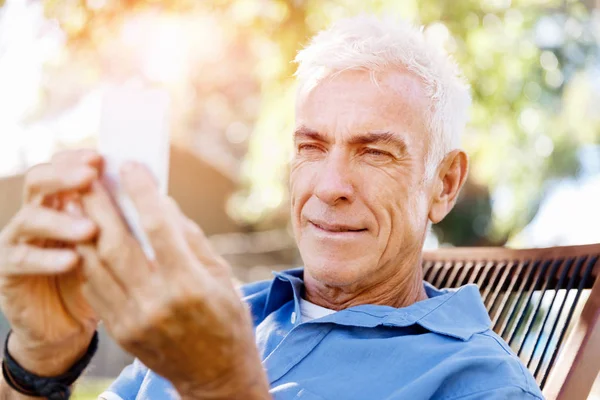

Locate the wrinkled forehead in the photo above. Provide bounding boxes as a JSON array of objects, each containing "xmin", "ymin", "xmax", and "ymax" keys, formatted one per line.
[{"xmin": 295, "ymin": 68, "xmax": 431, "ymax": 143}]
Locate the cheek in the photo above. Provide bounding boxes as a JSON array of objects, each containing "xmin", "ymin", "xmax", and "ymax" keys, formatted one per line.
[
  {"xmin": 289, "ymin": 161, "xmax": 315, "ymax": 216},
  {"xmin": 356, "ymin": 172, "xmax": 395, "ymax": 238},
  {"xmin": 363, "ymin": 170, "xmax": 427, "ymax": 239},
  {"xmin": 391, "ymin": 188, "xmax": 430, "ymax": 238}
]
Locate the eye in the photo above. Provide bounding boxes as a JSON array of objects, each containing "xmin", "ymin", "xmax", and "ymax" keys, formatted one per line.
[
  {"xmin": 363, "ymin": 148, "xmax": 392, "ymax": 158},
  {"xmin": 298, "ymin": 143, "xmax": 323, "ymax": 153}
]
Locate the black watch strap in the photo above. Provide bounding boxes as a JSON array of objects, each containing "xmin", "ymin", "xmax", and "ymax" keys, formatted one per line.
[{"xmin": 2, "ymin": 331, "xmax": 99, "ymax": 400}]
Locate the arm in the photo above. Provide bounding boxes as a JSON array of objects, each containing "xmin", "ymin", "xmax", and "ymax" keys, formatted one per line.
[
  {"xmin": 0, "ymin": 150, "xmax": 103, "ymax": 399},
  {"xmin": 78, "ymin": 164, "xmax": 270, "ymax": 399}
]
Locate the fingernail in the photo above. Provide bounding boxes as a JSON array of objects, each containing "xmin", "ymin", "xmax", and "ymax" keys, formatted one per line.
[
  {"xmin": 75, "ymin": 219, "xmax": 96, "ymax": 235},
  {"xmin": 57, "ymin": 252, "xmax": 78, "ymax": 270},
  {"xmin": 65, "ymin": 200, "xmax": 83, "ymax": 217}
]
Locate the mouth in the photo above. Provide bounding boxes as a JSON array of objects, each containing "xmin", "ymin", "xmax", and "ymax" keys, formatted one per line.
[{"xmin": 309, "ymin": 221, "xmax": 367, "ymax": 233}]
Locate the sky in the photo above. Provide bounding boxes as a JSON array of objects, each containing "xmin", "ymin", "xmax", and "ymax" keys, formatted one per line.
[{"xmin": 511, "ymin": 148, "xmax": 600, "ymax": 248}]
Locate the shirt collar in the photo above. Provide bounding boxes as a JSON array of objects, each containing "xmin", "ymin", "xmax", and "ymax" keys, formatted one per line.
[{"xmin": 269, "ymin": 268, "xmax": 491, "ymax": 341}]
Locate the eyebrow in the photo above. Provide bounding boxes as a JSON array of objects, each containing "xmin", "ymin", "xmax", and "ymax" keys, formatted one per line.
[
  {"xmin": 347, "ymin": 131, "xmax": 408, "ymax": 154},
  {"xmin": 294, "ymin": 126, "xmax": 408, "ymax": 154},
  {"xmin": 294, "ymin": 126, "xmax": 326, "ymax": 142}
]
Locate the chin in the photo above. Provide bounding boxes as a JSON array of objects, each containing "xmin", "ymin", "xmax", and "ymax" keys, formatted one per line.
[{"xmin": 302, "ymin": 251, "xmax": 378, "ymax": 287}]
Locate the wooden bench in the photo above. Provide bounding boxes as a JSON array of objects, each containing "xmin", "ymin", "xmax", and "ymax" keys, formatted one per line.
[{"xmin": 423, "ymin": 243, "xmax": 600, "ymax": 400}]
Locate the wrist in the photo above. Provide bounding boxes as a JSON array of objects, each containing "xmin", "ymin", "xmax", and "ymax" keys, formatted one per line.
[{"xmin": 7, "ymin": 331, "xmax": 95, "ymax": 377}]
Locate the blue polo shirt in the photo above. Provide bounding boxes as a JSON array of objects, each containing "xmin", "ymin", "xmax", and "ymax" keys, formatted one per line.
[{"xmin": 102, "ymin": 268, "xmax": 543, "ymax": 400}]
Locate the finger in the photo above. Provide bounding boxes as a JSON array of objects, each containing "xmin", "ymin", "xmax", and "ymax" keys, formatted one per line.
[
  {"xmin": 51, "ymin": 149, "xmax": 103, "ymax": 170},
  {"xmin": 24, "ymin": 149, "xmax": 103, "ymax": 202},
  {"xmin": 62, "ymin": 193, "xmax": 86, "ymax": 219},
  {"xmin": 119, "ymin": 163, "xmax": 196, "ymax": 274},
  {"xmin": 164, "ymin": 198, "xmax": 241, "ymax": 286},
  {"xmin": 2, "ymin": 205, "xmax": 97, "ymax": 244},
  {"xmin": 24, "ymin": 163, "xmax": 99, "ymax": 203},
  {"xmin": 52, "ymin": 150, "xmax": 104, "ymax": 192},
  {"xmin": 164, "ymin": 198, "xmax": 214, "ymax": 260},
  {"xmin": 0, "ymin": 244, "xmax": 79, "ymax": 275},
  {"xmin": 56, "ymin": 266, "xmax": 98, "ymax": 329},
  {"xmin": 164, "ymin": 198, "xmax": 226, "ymax": 266},
  {"xmin": 80, "ymin": 181, "xmax": 148, "ymax": 285},
  {"xmin": 78, "ymin": 244, "xmax": 128, "ymax": 322}
]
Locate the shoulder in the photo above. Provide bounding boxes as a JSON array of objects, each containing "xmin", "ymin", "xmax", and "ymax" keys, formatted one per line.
[{"xmin": 434, "ymin": 329, "xmax": 543, "ymax": 400}]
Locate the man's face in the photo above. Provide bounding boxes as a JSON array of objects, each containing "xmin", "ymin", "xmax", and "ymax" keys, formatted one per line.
[{"xmin": 291, "ymin": 69, "xmax": 434, "ymax": 287}]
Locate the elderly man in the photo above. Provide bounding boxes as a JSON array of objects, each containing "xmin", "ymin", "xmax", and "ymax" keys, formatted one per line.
[{"xmin": 0, "ymin": 16, "xmax": 543, "ymax": 400}]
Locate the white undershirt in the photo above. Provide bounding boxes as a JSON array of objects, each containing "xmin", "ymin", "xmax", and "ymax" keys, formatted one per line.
[{"xmin": 299, "ymin": 298, "xmax": 336, "ymax": 322}]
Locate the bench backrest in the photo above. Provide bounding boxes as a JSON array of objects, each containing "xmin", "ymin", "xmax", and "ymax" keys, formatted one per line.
[{"xmin": 422, "ymin": 244, "xmax": 600, "ymax": 400}]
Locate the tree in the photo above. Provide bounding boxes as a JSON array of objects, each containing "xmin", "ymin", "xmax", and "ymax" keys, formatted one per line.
[{"xmin": 4, "ymin": 0, "xmax": 599, "ymax": 246}]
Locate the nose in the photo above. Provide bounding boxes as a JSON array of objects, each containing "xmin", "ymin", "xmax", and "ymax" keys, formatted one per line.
[{"xmin": 313, "ymin": 149, "xmax": 355, "ymax": 206}]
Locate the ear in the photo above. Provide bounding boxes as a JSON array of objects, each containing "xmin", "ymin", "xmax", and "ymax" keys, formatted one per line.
[{"xmin": 428, "ymin": 150, "xmax": 469, "ymax": 224}]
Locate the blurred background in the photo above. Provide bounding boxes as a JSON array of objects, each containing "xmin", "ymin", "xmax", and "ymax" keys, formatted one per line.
[{"xmin": 0, "ymin": 0, "xmax": 599, "ymax": 398}]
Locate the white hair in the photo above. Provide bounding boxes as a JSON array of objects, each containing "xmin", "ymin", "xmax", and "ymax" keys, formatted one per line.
[{"xmin": 294, "ymin": 15, "xmax": 471, "ymax": 179}]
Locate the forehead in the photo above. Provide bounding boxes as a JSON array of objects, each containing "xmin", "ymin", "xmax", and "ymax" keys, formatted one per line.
[{"xmin": 295, "ymin": 69, "xmax": 430, "ymax": 141}]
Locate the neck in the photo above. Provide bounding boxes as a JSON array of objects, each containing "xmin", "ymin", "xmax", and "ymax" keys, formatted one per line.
[{"xmin": 303, "ymin": 252, "xmax": 428, "ymax": 311}]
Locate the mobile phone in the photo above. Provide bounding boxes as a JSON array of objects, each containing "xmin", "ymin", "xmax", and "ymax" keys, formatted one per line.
[{"xmin": 98, "ymin": 82, "xmax": 171, "ymax": 259}]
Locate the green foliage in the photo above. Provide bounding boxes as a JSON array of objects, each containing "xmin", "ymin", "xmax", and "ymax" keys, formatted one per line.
[
  {"xmin": 34, "ymin": 0, "xmax": 600, "ymax": 245},
  {"xmin": 72, "ymin": 378, "xmax": 112, "ymax": 400}
]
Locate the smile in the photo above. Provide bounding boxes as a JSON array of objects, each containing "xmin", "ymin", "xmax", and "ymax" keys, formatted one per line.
[{"xmin": 309, "ymin": 221, "xmax": 368, "ymax": 234}]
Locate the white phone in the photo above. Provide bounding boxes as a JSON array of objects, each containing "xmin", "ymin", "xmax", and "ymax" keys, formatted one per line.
[{"xmin": 98, "ymin": 82, "xmax": 171, "ymax": 259}]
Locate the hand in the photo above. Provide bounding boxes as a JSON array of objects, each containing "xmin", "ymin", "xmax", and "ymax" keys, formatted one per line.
[
  {"xmin": 78, "ymin": 162, "xmax": 269, "ymax": 399},
  {"xmin": 0, "ymin": 150, "xmax": 101, "ymax": 376}
]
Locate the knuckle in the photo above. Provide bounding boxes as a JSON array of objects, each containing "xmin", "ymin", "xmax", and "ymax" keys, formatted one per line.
[
  {"xmin": 57, "ymin": 165, "xmax": 96, "ymax": 187},
  {"xmin": 23, "ymin": 163, "xmax": 51, "ymax": 192},
  {"xmin": 140, "ymin": 295, "xmax": 185, "ymax": 330},
  {"xmin": 6, "ymin": 245, "xmax": 28, "ymax": 270},
  {"xmin": 141, "ymin": 215, "xmax": 168, "ymax": 237},
  {"xmin": 114, "ymin": 314, "xmax": 158, "ymax": 349},
  {"xmin": 185, "ymin": 218, "xmax": 204, "ymax": 236},
  {"xmin": 105, "ymin": 304, "xmax": 143, "ymax": 347},
  {"xmin": 111, "ymin": 323, "xmax": 137, "ymax": 346},
  {"xmin": 116, "ymin": 325, "xmax": 153, "ymax": 355},
  {"xmin": 10, "ymin": 205, "xmax": 34, "ymax": 235},
  {"xmin": 143, "ymin": 300, "xmax": 171, "ymax": 326},
  {"xmin": 23, "ymin": 158, "xmax": 95, "ymax": 199},
  {"xmin": 53, "ymin": 151, "xmax": 99, "ymax": 185},
  {"xmin": 97, "ymin": 235, "xmax": 123, "ymax": 264}
]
